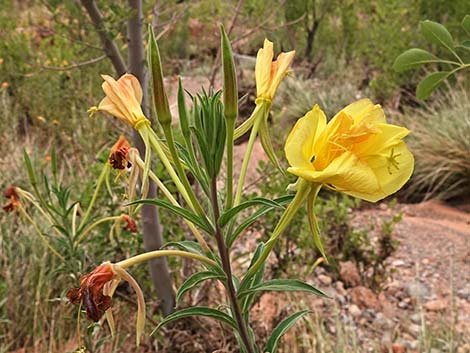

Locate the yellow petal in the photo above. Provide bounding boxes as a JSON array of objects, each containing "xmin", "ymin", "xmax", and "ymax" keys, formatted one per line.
[
  {"xmin": 361, "ymin": 141, "xmax": 414, "ymax": 202},
  {"xmin": 288, "ymin": 151, "xmax": 380, "ymax": 196},
  {"xmin": 353, "ymin": 123, "xmax": 410, "ymax": 156},
  {"xmin": 255, "ymin": 39, "xmax": 274, "ymax": 97},
  {"xmin": 267, "ymin": 50, "xmax": 295, "ymax": 99},
  {"xmin": 339, "ymin": 98, "xmax": 386, "ymax": 124},
  {"xmin": 285, "ymin": 105, "xmax": 327, "ymax": 169}
]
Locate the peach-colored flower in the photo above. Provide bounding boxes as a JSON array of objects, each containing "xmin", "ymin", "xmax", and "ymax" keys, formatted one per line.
[
  {"xmin": 1, "ymin": 82, "xmax": 9, "ymax": 89},
  {"xmin": 108, "ymin": 135, "xmax": 131, "ymax": 170},
  {"xmin": 95, "ymin": 74, "xmax": 147, "ymax": 128}
]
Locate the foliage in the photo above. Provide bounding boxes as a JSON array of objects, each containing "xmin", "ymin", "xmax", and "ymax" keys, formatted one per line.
[{"xmin": 394, "ymin": 16, "xmax": 470, "ymax": 99}]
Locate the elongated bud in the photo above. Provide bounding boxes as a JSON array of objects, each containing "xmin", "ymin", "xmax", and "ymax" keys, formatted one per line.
[
  {"xmin": 148, "ymin": 25, "xmax": 172, "ymax": 127},
  {"xmin": 177, "ymin": 77, "xmax": 191, "ymax": 141},
  {"xmin": 220, "ymin": 25, "xmax": 238, "ymax": 122}
]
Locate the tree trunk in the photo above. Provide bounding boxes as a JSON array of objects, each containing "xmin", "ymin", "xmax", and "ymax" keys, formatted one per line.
[{"xmin": 127, "ymin": 0, "xmax": 175, "ymax": 316}]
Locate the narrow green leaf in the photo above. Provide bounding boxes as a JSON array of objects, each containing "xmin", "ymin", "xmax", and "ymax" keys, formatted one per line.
[
  {"xmin": 178, "ymin": 78, "xmax": 191, "ymax": 143},
  {"xmin": 393, "ymin": 48, "xmax": 437, "ymax": 72},
  {"xmin": 462, "ymin": 15, "xmax": 470, "ymax": 36},
  {"xmin": 420, "ymin": 20, "xmax": 454, "ymax": 51},
  {"xmin": 264, "ymin": 310, "xmax": 309, "ymax": 353},
  {"xmin": 151, "ymin": 307, "xmax": 237, "ymax": 335},
  {"xmin": 176, "ymin": 271, "xmax": 225, "ymax": 305},
  {"xmin": 23, "ymin": 150, "xmax": 37, "ymax": 186},
  {"xmin": 240, "ymin": 243, "xmax": 266, "ymax": 314},
  {"xmin": 219, "ymin": 197, "xmax": 284, "ymax": 227},
  {"xmin": 129, "ymin": 199, "xmax": 213, "ymax": 234},
  {"xmin": 416, "ymin": 71, "xmax": 449, "ymax": 100},
  {"xmin": 162, "ymin": 240, "xmax": 205, "ymax": 254},
  {"xmin": 228, "ymin": 195, "xmax": 294, "ymax": 247},
  {"xmin": 238, "ymin": 279, "xmax": 329, "ymax": 299},
  {"xmin": 457, "ymin": 40, "xmax": 470, "ymax": 50}
]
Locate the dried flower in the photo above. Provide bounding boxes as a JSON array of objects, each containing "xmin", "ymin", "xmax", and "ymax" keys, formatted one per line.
[
  {"xmin": 2, "ymin": 186, "xmax": 20, "ymax": 212},
  {"xmin": 121, "ymin": 214, "xmax": 138, "ymax": 233},
  {"xmin": 108, "ymin": 135, "xmax": 131, "ymax": 170}
]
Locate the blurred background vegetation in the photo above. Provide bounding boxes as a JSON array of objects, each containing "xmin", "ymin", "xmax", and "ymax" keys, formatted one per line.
[{"xmin": 0, "ymin": 0, "xmax": 469, "ymax": 352}]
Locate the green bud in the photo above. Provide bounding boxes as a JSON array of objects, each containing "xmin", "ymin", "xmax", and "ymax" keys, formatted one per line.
[
  {"xmin": 192, "ymin": 90, "xmax": 226, "ymax": 179},
  {"xmin": 148, "ymin": 25, "xmax": 172, "ymax": 127},
  {"xmin": 220, "ymin": 25, "xmax": 238, "ymax": 122}
]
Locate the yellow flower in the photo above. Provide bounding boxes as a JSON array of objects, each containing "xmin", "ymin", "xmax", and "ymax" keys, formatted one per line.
[
  {"xmin": 96, "ymin": 74, "xmax": 148, "ymax": 128},
  {"xmin": 255, "ymin": 39, "xmax": 295, "ymax": 101},
  {"xmin": 285, "ymin": 99, "xmax": 414, "ymax": 202}
]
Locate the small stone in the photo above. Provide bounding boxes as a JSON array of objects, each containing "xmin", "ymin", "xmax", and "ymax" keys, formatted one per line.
[
  {"xmin": 410, "ymin": 313, "xmax": 421, "ymax": 324},
  {"xmin": 335, "ymin": 281, "xmax": 347, "ymax": 296},
  {"xmin": 398, "ymin": 301, "xmax": 408, "ymax": 309},
  {"xmin": 457, "ymin": 288, "xmax": 470, "ymax": 300},
  {"xmin": 407, "ymin": 324, "xmax": 420, "ymax": 338},
  {"xmin": 406, "ymin": 281, "xmax": 431, "ymax": 299},
  {"xmin": 348, "ymin": 304, "xmax": 362, "ymax": 318},
  {"xmin": 318, "ymin": 274, "xmax": 332, "ymax": 286},
  {"xmin": 351, "ymin": 286, "xmax": 381, "ymax": 311},
  {"xmin": 421, "ymin": 258, "xmax": 430, "ymax": 265},
  {"xmin": 392, "ymin": 343, "xmax": 407, "ymax": 353},
  {"xmin": 424, "ymin": 299, "xmax": 448, "ymax": 312},
  {"xmin": 340, "ymin": 261, "xmax": 361, "ymax": 287},
  {"xmin": 392, "ymin": 259, "xmax": 406, "ymax": 267}
]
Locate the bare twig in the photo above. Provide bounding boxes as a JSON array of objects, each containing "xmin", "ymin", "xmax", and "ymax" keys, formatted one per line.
[
  {"xmin": 209, "ymin": 0, "xmax": 245, "ymax": 86},
  {"xmin": 41, "ymin": 55, "xmax": 107, "ymax": 71},
  {"xmin": 79, "ymin": 0, "xmax": 127, "ymax": 75}
]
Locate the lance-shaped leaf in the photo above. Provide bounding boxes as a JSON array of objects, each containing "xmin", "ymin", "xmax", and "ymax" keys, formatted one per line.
[
  {"xmin": 129, "ymin": 199, "xmax": 213, "ymax": 234},
  {"xmin": 220, "ymin": 24, "xmax": 238, "ymax": 122},
  {"xmin": 264, "ymin": 310, "xmax": 309, "ymax": 353},
  {"xmin": 151, "ymin": 307, "xmax": 238, "ymax": 335},
  {"xmin": 416, "ymin": 71, "xmax": 449, "ymax": 100},
  {"xmin": 393, "ymin": 48, "xmax": 438, "ymax": 72},
  {"xmin": 218, "ymin": 197, "xmax": 284, "ymax": 227},
  {"xmin": 148, "ymin": 25, "xmax": 172, "ymax": 127},
  {"xmin": 176, "ymin": 271, "xmax": 225, "ymax": 305},
  {"xmin": 237, "ymin": 279, "xmax": 328, "ymax": 299}
]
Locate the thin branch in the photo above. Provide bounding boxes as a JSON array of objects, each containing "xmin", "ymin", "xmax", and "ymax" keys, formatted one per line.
[
  {"xmin": 41, "ymin": 55, "xmax": 107, "ymax": 71},
  {"xmin": 79, "ymin": 0, "xmax": 127, "ymax": 75},
  {"xmin": 209, "ymin": 0, "xmax": 245, "ymax": 86}
]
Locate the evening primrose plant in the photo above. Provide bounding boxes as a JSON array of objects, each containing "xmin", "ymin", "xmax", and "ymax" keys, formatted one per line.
[{"xmin": 67, "ymin": 26, "xmax": 414, "ymax": 352}]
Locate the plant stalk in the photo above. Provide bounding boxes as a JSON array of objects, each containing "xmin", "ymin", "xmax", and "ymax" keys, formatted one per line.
[{"xmin": 210, "ymin": 178, "xmax": 255, "ymax": 353}]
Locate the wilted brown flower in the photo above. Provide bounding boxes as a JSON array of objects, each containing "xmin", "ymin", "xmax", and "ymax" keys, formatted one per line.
[
  {"xmin": 2, "ymin": 186, "xmax": 20, "ymax": 212},
  {"xmin": 66, "ymin": 262, "xmax": 115, "ymax": 322},
  {"xmin": 108, "ymin": 135, "xmax": 131, "ymax": 170},
  {"xmin": 121, "ymin": 214, "xmax": 138, "ymax": 233}
]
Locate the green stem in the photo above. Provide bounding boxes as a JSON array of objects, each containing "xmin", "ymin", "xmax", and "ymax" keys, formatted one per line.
[
  {"xmin": 133, "ymin": 155, "xmax": 210, "ymax": 250},
  {"xmin": 243, "ymin": 179, "xmax": 311, "ymax": 282},
  {"xmin": 162, "ymin": 125, "xmax": 207, "ymax": 217},
  {"xmin": 116, "ymin": 249, "xmax": 217, "ymax": 269},
  {"xmin": 18, "ymin": 205, "xmax": 64, "ymax": 261},
  {"xmin": 77, "ymin": 215, "xmax": 121, "ymax": 244},
  {"xmin": 233, "ymin": 108, "xmax": 264, "ymax": 206},
  {"xmin": 225, "ymin": 118, "xmax": 235, "ymax": 210},
  {"xmin": 210, "ymin": 178, "xmax": 255, "ymax": 353},
  {"xmin": 146, "ymin": 127, "xmax": 206, "ymax": 218},
  {"xmin": 78, "ymin": 164, "xmax": 109, "ymax": 230}
]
